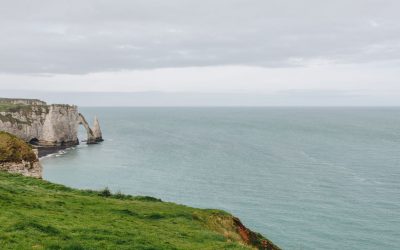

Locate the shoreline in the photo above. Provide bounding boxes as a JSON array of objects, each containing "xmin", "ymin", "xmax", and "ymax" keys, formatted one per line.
[
  {"xmin": 35, "ymin": 145, "xmax": 74, "ymax": 158},
  {"xmin": 0, "ymin": 171, "xmax": 280, "ymax": 249}
]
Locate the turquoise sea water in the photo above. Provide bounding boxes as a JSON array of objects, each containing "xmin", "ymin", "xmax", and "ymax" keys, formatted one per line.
[{"xmin": 41, "ymin": 107, "xmax": 400, "ymax": 249}]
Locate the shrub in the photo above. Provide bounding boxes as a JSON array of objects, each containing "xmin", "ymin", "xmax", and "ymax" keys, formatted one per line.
[
  {"xmin": 0, "ymin": 132, "xmax": 37, "ymax": 163},
  {"xmin": 134, "ymin": 196, "xmax": 162, "ymax": 202},
  {"xmin": 99, "ymin": 187, "xmax": 112, "ymax": 197}
]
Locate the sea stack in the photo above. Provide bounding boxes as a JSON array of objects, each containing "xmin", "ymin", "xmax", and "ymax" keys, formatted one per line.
[
  {"xmin": 77, "ymin": 113, "xmax": 103, "ymax": 144},
  {"xmin": 92, "ymin": 116, "xmax": 103, "ymax": 142}
]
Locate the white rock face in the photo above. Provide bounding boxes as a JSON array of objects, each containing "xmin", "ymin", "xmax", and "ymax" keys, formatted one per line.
[
  {"xmin": 0, "ymin": 99, "xmax": 102, "ymax": 146},
  {"xmin": 40, "ymin": 105, "xmax": 79, "ymax": 146},
  {"xmin": 77, "ymin": 113, "xmax": 103, "ymax": 144},
  {"xmin": 0, "ymin": 149, "xmax": 42, "ymax": 178},
  {"xmin": 0, "ymin": 160, "xmax": 42, "ymax": 178},
  {"xmin": 0, "ymin": 105, "xmax": 48, "ymax": 142},
  {"xmin": 92, "ymin": 116, "xmax": 103, "ymax": 142},
  {"xmin": 0, "ymin": 104, "xmax": 79, "ymax": 146}
]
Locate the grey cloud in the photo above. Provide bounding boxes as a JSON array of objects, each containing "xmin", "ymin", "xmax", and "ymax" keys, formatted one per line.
[
  {"xmin": 277, "ymin": 89, "xmax": 362, "ymax": 98},
  {"xmin": 0, "ymin": 0, "xmax": 399, "ymax": 74},
  {"xmin": 2, "ymin": 90, "xmax": 399, "ymax": 107}
]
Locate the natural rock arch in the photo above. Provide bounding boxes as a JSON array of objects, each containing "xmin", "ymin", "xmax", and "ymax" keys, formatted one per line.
[{"xmin": 78, "ymin": 113, "xmax": 103, "ymax": 144}]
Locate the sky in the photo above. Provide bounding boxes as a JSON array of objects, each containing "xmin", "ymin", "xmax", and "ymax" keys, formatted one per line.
[{"xmin": 0, "ymin": 0, "xmax": 399, "ymax": 106}]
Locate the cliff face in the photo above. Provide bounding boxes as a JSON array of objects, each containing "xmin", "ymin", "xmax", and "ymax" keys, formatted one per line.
[
  {"xmin": 0, "ymin": 98, "xmax": 102, "ymax": 146},
  {"xmin": 0, "ymin": 104, "xmax": 48, "ymax": 142},
  {"xmin": 0, "ymin": 131, "xmax": 42, "ymax": 178},
  {"xmin": 0, "ymin": 155, "xmax": 42, "ymax": 178},
  {"xmin": 77, "ymin": 113, "xmax": 104, "ymax": 144},
  {"xmin": 40, "ymin": 105, "xmax": 80, "ymax": 146}
]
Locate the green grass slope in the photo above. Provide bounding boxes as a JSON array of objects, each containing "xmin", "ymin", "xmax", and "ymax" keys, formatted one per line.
[
  {"xmin": 0, "ymin": 171, "xmax": 279, "ymax": 250},
  {"xmin": 0, "ymin": 132, "xmax": 37, "ymax": 163}
]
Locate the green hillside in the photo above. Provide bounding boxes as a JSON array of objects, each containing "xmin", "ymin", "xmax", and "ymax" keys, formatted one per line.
[
  {"xmin": 0, "ymin": 171, "xmax": 279, "ymax": 250},
  {"xmin": 0, "ymin": 131, "xmax": 37, "ymax": 163}
]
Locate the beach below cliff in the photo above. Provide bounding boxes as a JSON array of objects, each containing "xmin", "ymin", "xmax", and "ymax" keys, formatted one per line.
[{"xmin": 36, "ymin": 145, "xmax": 77, "ymax": 158}]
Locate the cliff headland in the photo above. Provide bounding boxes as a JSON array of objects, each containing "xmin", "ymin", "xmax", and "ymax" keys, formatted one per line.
[
  {"xmin": 0, "ymin": 132, "xmax": 280, "ymax": 249},
  {"xmin": 0, "ymin": 131, "xmax": 42, "ymax": 178},
  {"xmin": 0, "ymin": 171, "xmax": 280, "ymax": 249},
  {"xmin": 0, "ymin": 98, "xmax": 102, "ymax": 148},
  {"xmin": 0, "ymin": 98, "xmax": 281, "ymax": 249}
]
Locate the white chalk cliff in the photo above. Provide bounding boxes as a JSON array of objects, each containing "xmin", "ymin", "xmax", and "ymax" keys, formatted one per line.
[{"xmin": 0, "ymin": 98, "xmax": 103, "ymax": 146}]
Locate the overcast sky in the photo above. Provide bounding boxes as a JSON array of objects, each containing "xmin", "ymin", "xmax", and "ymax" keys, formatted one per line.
[{"xmin": 0, "ymin": 0, "xmax": 399, "ymax": 106}]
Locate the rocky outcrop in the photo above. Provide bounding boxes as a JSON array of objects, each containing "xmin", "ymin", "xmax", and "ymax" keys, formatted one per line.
[
  {"xmin": 0, "ymin": 132, "xmax": 42, "ymax": 178},
  {"xmin": 92, "ymin": 116, "xmax": 103, "ymax": 142},
  {"xmin": 0, "ymin": 98, "xmax": 102, "ymax": 146},
  {"xmin": 78, "ymin": 113, "xmax": 103, "ymax": 144},
  {"xmin": 232, "ymin": 217, "xmax": 280, "ymax": 250},
  {"xmin": 0, "ymin": 149, "xmax": 42, "ymax": 178},
  {"xmin": 40, "ymin": 105, "xmax": 80, "ymax": 146},
  {"xmin": 205, "ymin": 213, "xmax": 281, "ymax": 250}
]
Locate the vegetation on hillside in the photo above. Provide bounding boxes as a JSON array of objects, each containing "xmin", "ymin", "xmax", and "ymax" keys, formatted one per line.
[
  {"xmin": 0, "ymin": 132, "xmax": 37, "ymax": 163},
  {"xmin": 0, "ymin": 171, "xmax": 279, "ymax": 249},
  {"xmin": 0, "ymin": 98, "xmax": 46, "ymax": 112},
  {"xmin": 0, "ymin": 103, "xmax": 27, "ymax": 113},
  {"xmin": 0, "ymin": 101, "xmax": 35, "ymax": 113}
]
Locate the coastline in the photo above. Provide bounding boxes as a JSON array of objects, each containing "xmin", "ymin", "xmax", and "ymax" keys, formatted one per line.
[
  {"xmin": 35, "ymin": 145, "xmax": 73, "ymax": 158},
  {"xmin": 0, "ymin": 171, "xmax": 280, "ymax": 249}
]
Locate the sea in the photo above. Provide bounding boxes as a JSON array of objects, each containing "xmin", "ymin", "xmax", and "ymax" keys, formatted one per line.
[{"xmin": 41, "ymin": 107, "xmax": 400, "ymax": 249}]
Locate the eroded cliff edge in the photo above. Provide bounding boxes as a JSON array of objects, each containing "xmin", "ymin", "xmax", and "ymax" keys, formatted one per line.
[
  {"xmin": 0, "ymin": 131, "xmax": 42, "ymax": 178},
  {"xmin": 0, "ymin": 170, "xmax": 281, "ymax": 249},
  {"xmin": 0, "ymin": 98, "xmax": 102, "ymax": 147}
]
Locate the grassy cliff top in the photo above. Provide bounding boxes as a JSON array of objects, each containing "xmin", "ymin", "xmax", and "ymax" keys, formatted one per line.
[
  {"xmin": 0, "ymin": 132, "xmax": 37, "ymax": 163},
  {"xmin": 0, "ymin": 98, "xmax": 71, "ymax": 113},
  {"xmin": 0, "ymin": 103, "xmax": 32, "ymax": 113},
  {"xmin": 0, "ymin": 171, "xmax": 280, "ymax": 250},
  {"xmin": 0, "ymin": 98, "xmax": 48, "ymax": 114},
  {"xmin": 0, "ymin": 98, "xmax": 46, "ymax": 106}
]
